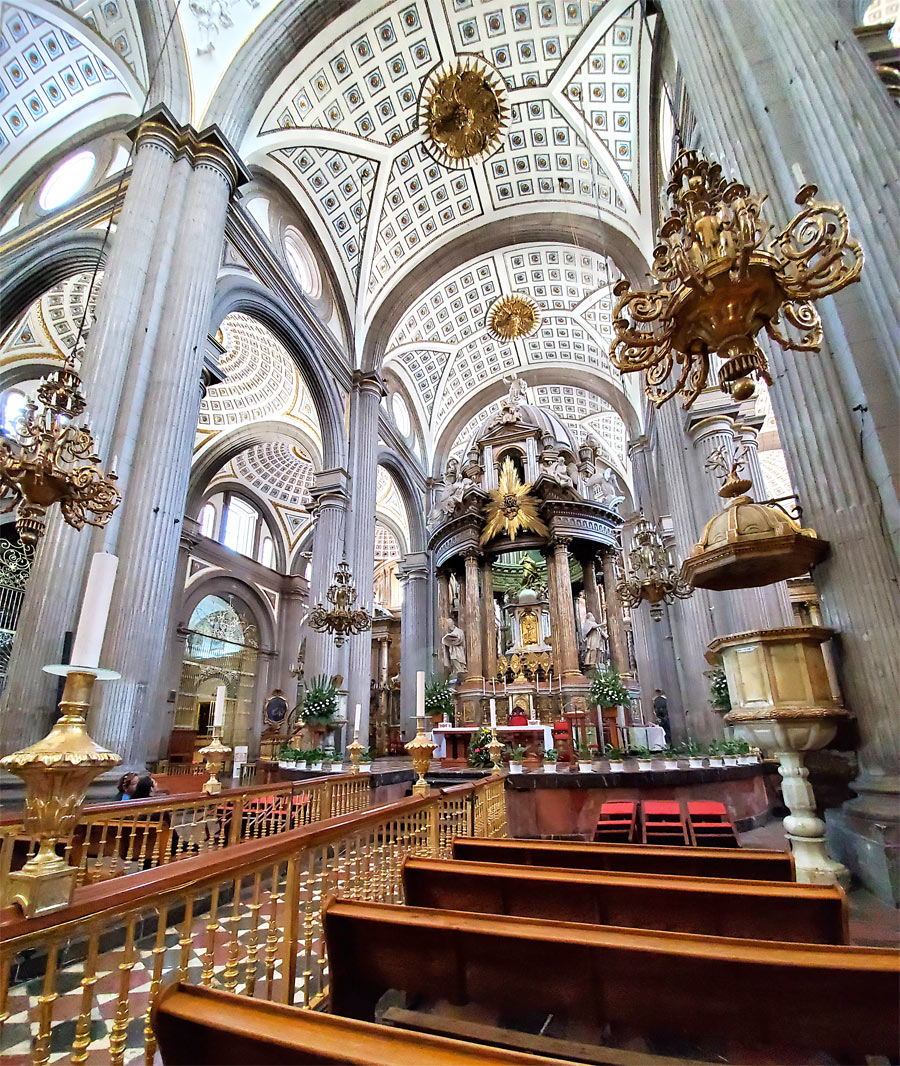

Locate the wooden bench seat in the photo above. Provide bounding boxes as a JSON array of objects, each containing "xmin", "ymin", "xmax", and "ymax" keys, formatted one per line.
[
  {"xmin": 150, "ymin": 982, "xmax": 572, "ymax": 1065},
  {"xmin": 452, "ymin": 836, "xmax": 795, "ymax": 881},
  {"xmin": 401, "ymin": 856, "xmax": 848, "ymax": 944},
  {"xmin": 324, "ymin": 898, "xmax": 899, "ymax": 1063}
]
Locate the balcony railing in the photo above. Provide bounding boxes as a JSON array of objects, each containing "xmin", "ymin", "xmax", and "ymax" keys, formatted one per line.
[{"xmin": 0, "ymin": 775, "xmax": 507, "ymax": 1065}]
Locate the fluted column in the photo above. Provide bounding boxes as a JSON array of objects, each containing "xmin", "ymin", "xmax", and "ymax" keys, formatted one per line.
[
  {"xmin": 345, "ymin": 372, "xmax": 385, "ymax": 746},
  {"xmin": 399, "ymin": 551, "xmax": 429, "ymax": 737},
  {"xmin": 435, "ymin": 568, "xmax": 451, "ymax": 671},
  {"xmin": 277, "ymin": 576, "xmax": 305, "ymax": 702},
  {"xmin": 482, "ymin": 558, "xmax": 498, "ymax": 681},
  {"xmin": 663, "ymin": 0, "xmax": 900, "ymax": 899},
  {"xmin": 303, "ymin": 468, "xmax": 350, "ymax": 684},
  {"xmin": 1, "ymin": 107, "xmax": 186, "ymax": 752},
  {"xmin": 600, "ymin": 551, "xmax": 630, "ymax": 677},
  {"xmin": 582, "ymin": 555, "xmax": 603, "ymax": 619},
  {"xmin": 90, "ymin": 119, "xmax": 249, "ymax": 765},
  {"xmin": 462, "ymin": 549, "xmax": 484, "ymax": 685}
]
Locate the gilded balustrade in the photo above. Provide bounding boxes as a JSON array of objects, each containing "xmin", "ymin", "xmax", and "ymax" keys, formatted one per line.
[
  {"xmin": 0, "ymin": 776, "xmax": 507, "ymax": 1065},
  {"xmin": 0, "ymin": 774, "xmax": 371, "ymax": 892}
]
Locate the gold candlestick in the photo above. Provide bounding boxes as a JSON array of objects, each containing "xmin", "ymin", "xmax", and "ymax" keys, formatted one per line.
[
  {"xmin": 405, "ymin": 715, "xmax": 436, "ymax": 796},
  {"xmin": 0, "ymin": 668, "xmax": 120, "ymax": 917},
  {"xmin": 488, "ymin": 732, "xmax": 503, "ymax": 775},
  {"xmin": 198, "ymin": 730, "xmax": 231, "ymax": 795},
  {"xmin": 347, "ymin": 731, "xmax": 365, "ymax": 774}
]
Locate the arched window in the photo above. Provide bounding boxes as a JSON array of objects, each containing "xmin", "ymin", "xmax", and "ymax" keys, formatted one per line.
[
  {"xmin": 38, "ymin": 150, "xmax": 96, "ymax": 212},
  {"xmin": 222, "ymin": 496, "xmax": 259, "ymax": 557},
  {"xmin": 258, "ymin": 535, "xmax": 275, "ymax": 569},
  {"xmin": 199, "ymin": 502, "xmax": 216, "ymax": 539},
  {"xmin": 0, "ymin": 390, "xmax": 26, "ymax": 437}
]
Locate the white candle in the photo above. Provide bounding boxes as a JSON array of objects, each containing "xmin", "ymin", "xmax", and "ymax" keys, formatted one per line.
[
  {"xmin": 489, "ymin": 698, "xmax": 497, "ymax": 729},
  {"xmin": 213, "ymin": 685, "xmax": 226, "ymax": 728},
  {"xmin": 528, "ymin": 694, "xmax": 534, "ymax": 715},
  {"xmin": 354, "ymin": 703, "xmax": 361, "ymax": 735},
  {"xmin": 492, "ymin": 678, "xmax": 496, "ymax": 694},
  {"xmin": 416, "ymin": 670, "xmax": 426, "ymax": 716},
  {"xmin": 70, "ymin": 552, "xmax": 118, "ymax": 669}
]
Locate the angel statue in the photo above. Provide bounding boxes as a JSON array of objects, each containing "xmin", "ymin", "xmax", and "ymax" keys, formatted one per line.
[
  {"xmin": 428, "ymin": 459, "xmax": 474, "ymax": 525},
  {"xmin": 588, "ymin": 467, "xmax": 626, "ymax": 510},
  {"xmin": 497, "ymin": 374, "xmax": 528, "ymax": 424}
]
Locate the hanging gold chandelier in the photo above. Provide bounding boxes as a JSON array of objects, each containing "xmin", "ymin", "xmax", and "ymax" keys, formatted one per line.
[
  {"xmin": 611, "ymin": 150, "xmax": 863, "ymax": 407},
  {"xmin": 0, "ymin": 354, "xmax": 120, "ymax": 545},
  {"xmin": 308, "ymin": 560, "xmax": 373, "ymax": 646},
  {"xmin": 420, "ymin": 58, "xmax": 507, "ymax": 169},
  {"xmin": 616, "ymin": 513, "xmax": 693, "ymax": 620}
]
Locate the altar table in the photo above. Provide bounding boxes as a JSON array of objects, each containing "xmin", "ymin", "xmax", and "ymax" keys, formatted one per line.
[
  {"xmin": 434, "ymin": 724, "xmax": 554, "ymax": 767},
  {"xmin": 626, "ymin": 724, "xmax": 667, "ymax": 751}
]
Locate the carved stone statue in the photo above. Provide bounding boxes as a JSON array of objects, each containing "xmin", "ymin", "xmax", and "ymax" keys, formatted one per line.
[
  {"xmin": 590, "ymin": 467, "xmax": 625, "ymax": 510},
  {"xmin": 441, "ymin": 617, "xmax": 467, "ymax": 674},
  {"xmin": 497, "ymin": 374, "xmax": 528, "ymax": 424},
  {"xmin": 429, "ymin": 459, "xmax": 474, "ymax": 525},
  {"xmin": 544, "ymin": 454, "xmax": 575, "ymax": 490},
  {"xmin": 582, "ymin": 611, "xmax": 607, "ymax": 669}
]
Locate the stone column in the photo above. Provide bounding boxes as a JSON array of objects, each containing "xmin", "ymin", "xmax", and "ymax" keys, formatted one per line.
[
  {"xmin": 546, "ymin": 539, "xmax": 581, "ymax": 683},
  {"xmin": 303, "ymin": 467, "xmax": 350, "ymax": 684},
  {"xmin": 600, "ymin": 552, "xmax": 630, "ymax": 677},
  {"xmin": 374, "ymin": 635, "xmax": 391, "ymax": 753},
  {"xmin": 157, "ymin": 516, "xmax": 201, "ymax": 748},
  {"xmin": 0, "ymin": 106, "xmax": 188, "ymax": 752},
  {"xmin": 399, "ymin": 551, "xmax": 429, "ymax": 737},
  {"xmin": 89, "ymin": 118, "xmax": 249, "ymax": 766},
  {"xmin": 582, "ymin": 554, "xmax": 603, "ymax": 619},
  {"xmin": 482, "ymin": 558, "xmax": 498, "ymax": 681},
  {"xmin": 277, "ymin": 576, "xmax": 305, "ymax": 703},
  {"xmin": 461, "ymin": 549, "xmax": 484, "ymax": 685},
  {"xmin": 435, "ymin": 568, "xmax": 451, "ymax": 672},
  {"xmin": 662, "ymin": 0, "xmax": 900, "ymax": 902},
  {"xmin": 345, "ymin": 372, "xmax": 385, "ymax": 746}
]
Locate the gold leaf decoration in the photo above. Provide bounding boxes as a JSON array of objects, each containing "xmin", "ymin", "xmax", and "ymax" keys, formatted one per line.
[
  {"xmin": 480, "ymin": 456, "xmax": 549, "ymax": 545},
  {"xmin": 420, "ymin": 59, "xmax": 507, "ymax": 169},
  {"xmin": 486, "ymin": 294, "xmax": 540, "ymax": 341}
]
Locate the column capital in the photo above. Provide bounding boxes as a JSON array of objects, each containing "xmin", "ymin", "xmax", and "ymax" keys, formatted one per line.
[
  {"xmin": 462, "ymin": 547, "xmax": 482, "ymax": 562},
  {"xmin": 310, "ymin": 466, "xmax": 350, "ymax": 506},
  {"xmin": 685, "ymin": 413, "xmax": 737, "ymax": 448},
  {"xmin": 351, "ymin": 369, "xmax": 387, "ymax": 398},
  {"xmin": 281, "ymin": 574, "xmax": 306, "ymax": 598},
  {"xmin": 628, "ymin": 434, "xmax": 651, "ymax": 457},
  {"xmin": 398, "ymin": 550, "xmax": 429, "ymax": 580},
  {"xmin": 130, "ymin": 104, "xmax": 251, "ymax": 195}
]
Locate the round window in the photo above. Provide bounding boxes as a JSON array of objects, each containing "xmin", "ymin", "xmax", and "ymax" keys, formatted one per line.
[
  {"xmin": 284, "ymin": 228, "xmax": 322, "ymax": 299},
  {"xmin": 39, "ymin": 150, "xmax": 96, "ymax": 212},
  {"xmin": 392, "ymin": 392, "xmax": 411, "ymax": 437}
]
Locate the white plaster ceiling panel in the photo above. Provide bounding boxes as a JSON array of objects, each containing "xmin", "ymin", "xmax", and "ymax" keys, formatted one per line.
[
  {"xmin": 0, "ymin": 270, "xmax": 100, "ymax": 368},
  {"xmin": 531, "ymin": 382, "xmax": 611, "ymax": 420},
  {"xmin": 503, "ymin": 244, "xmax": 610, "ymax": 310},
  {"xmin": 524, "ymin": 312, "xmax": 614, "ymax": 375},
  {"xmin": 563, "ymin": 5, "xmax": 639, "ymax": 200},
  {"xmin": 196, "ymin": 313, "xmax": 321, "ymax": 452},
  {"xmin": 449, "ymin": 398, "xmax": 504, "ymax": 461},
  {"xmin": 389, "ymin": 254, "xmax": 499, "ymax": 349},
  {"xmin": 374, "ymin": 520, "xmax": 400, "ymax": 560},
  {"xmin": 0, "ymin": 4, "xmax": 138, "ymax": 171},
  {"xmin": 233, "ymin": 441, "xmax": 315, "ymax": 506},
  {"xmin": 59, "ymin": 0, "xmax": 147, "ymax": 83},
  {"xmin": 436, "ymin": 335, "xmax": 518, "ymax": 423},
  {"xmin": 487, "ymin": 96, "xmax": 620, "ymax": 212},
  {"xmin": 262, "ymin": 0, "xmax": 439, "ymax": 146},
  {"xmin": 368, "ymin": 142, "xmax": 481, "ymax": 296},
  {"xmin": 758, "ymin": 449, "xmax": 793, "ymax": 500},
  {"xmin": 269, "ymin": 145, "xmax": 377, "ymax": 283},
  {"xmin": 447, "ymin": 0, "xmax": 597, "ymax": 89},
  {"xmin": 393, "ymin": 345, "xmax": 445, "ymax": 415},
  {"xmin": 583, "ymin": 408, "xmax": 626, "ymax": 461}
]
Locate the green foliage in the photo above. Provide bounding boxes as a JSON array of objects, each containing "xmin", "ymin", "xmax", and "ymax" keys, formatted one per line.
[
  {"xmin": 467, "ymin": 727, "xmax": 495, "ymax": 768},
  {"xmin": 735, "ymin": 738, "xmax": 751, "ymax": 755},
  {"xmin": 278, "ymin": 744, "xmax": 303, "ymax": 762},
  {"xmin": 543, "ymin": 748, "xmax": 559, "ymax": 762},
  {"xmin": 663, "ymin": 744, "xmax": 681, "ymax": 759},
  {"xmin": 589, "ymin": 666, "xmax": 629, "ymax": 707},
  {"xmin": 707, "ymin": 740, "xmax": 722, "ymax": 757},
  {"xmin": 299, "ymin": 675, "xmax": 339, "ymax": 723},
  {"xmin": 605, "ymin": 745, "xmax": 626, "ymax": 761},
  {"xmin": 680, "ymin": 738, "xmax": 701, "ymax": 757},
  {"xmin": 630, "ymin": 744, "xmax": 652, "ymax": 759},
  {"xmin": 576, "ymin": 742, "xmax": 593, "ymax": 760},
  {"xmin": 720, "ymin": 739, "xmax": 742, "ymax": 756},
  {"xmin": 425, "ymin": 677, "xmax": 455, "ymax": 718},
  {"xmin": 709, "ymin": 666, "xmax": 732, "ymax": 710},
  {"xmin": 507, "ymin": 745, "xmax": 527, "ymax": 762},
  {"xmin": 358, "ymin": 747, "xmax": 373, "ymax": 762}
]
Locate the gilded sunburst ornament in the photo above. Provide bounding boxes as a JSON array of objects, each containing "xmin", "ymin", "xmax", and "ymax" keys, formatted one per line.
[
  {"xmin": 420, "ymin": 59, "xmax": 507, "ymax": 169},
  {"xmin": 486, "ymin": 294, "xmax": 541, "ymax": 341},
  {"xmin": 480, "ymin": 457, "xmax": 549, "ymax": 545}
]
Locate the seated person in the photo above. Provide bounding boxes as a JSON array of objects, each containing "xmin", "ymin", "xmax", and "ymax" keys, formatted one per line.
[{"xmin": 115, "ymin": 772, "xmax": 138, "ymax": 801}]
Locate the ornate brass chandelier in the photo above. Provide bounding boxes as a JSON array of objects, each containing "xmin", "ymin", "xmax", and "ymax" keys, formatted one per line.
[
  {"xmin": 611, "ymin": 150, "xmax": 863, "ymax": 407},
  {"xmin": 308, "ymin": 559, "xmax": 373, "ymax": 646},
  {"xmin": 420, "ymin": 58, "xmax": 507, "ymax": 169},
  {"xmin": 0, "ymin": 351, "xmax": 120, "ymax": 545},
  {"xmin": 487, "ymin": 294, "xmax": 540, "ymax": 341},
  {"xmin": 616, "ymin": 513, "xmax": 693, "ymax": 620}
]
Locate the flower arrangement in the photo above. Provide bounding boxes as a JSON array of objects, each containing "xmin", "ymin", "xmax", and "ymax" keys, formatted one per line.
[
  {"xmin": 589, "ymin": 666, "xmax": 629, "ymax": 707},
  {"xmin": 425, "ymin": 677, "xmax": 455, "ymax": 718},
  {"xmin": 467, "ymin": 727, "xmax": 495, "ymax": 768},
  {"xmin": 709, "ymin": 666, "xmax": 731, "ymax": 711},
  {"xmin": 299, "ymin": 675, "xmax": 339, "ymax": 723}
]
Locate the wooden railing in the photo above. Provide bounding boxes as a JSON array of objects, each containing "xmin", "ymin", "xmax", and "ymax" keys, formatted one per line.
[
  {"xmin": 0, "ymin": 773, "xmax": 372, "ymax": 890},
  {"xmin": 0, "ymin": 775, "xmax": 507, "ymax": 1065}
]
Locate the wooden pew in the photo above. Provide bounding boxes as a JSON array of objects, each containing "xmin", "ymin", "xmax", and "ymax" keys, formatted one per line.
[
  {"xmin": 151, "ymin": 981, "xmax": 572, "ymax": 1066},
  {"xmin": 401, "ymin": 856, "xmax": 848, "ymax": 944},
  {"xmin": 452, "ymin": 836, "xmax": 796, "ymax": 881},
  {"xmin": 324, "ymin": 898, "xmax": 900, "ymax": 1064}
]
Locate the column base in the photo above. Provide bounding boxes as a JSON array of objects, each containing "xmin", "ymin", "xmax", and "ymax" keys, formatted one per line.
[{"xmin": 825, "ymin": 773, "xmax": 900, "ymax": 906}]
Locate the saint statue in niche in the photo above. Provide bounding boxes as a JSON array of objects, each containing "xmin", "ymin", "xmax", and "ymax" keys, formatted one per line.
[
  {"xmin": 441, "ymin": 617, "xmax": 467, "ymax": 674},
  {"xmin": 582, "ymin": 612, "xmax": 607, "ymax": 669},
  {"xmin": 519, "ymin": 609, "xmax": 540, "ymax": 647}
]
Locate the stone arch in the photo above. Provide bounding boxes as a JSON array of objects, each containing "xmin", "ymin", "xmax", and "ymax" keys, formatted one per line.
[
  {"xmin": 377, "ymin": 447, "xmax": 427, "ymax": 554},
  {"xmin": 362, "ymin": 213, "xmax": 652, "ymax": 374},
  {"xmin": 374, "ymin": 512, "xmax": 409, "ymax": 558},
  {"xmin": 187, "ymin": 419, "xmax": 322, "ymax": 518},
  {"xmin": 210, "ymin": 276, "xmax": 346, "ymax": 471},
  {"xmin": 196, "ymin": 477, "xmax": 289, "ymax": 575},
  {"xmin": 180, "ymin": 575, "xmax": 277, "ymax": 653},
  {"xmin": 430, "ymin": 367, "xmax": 641, "ymax": 480}
]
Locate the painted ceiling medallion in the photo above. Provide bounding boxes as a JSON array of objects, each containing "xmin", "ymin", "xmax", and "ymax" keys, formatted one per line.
[
  {"xmin": 486, "ymin": 293, "xmax": 541, "ymax": 341},
  {"xmin": 420, "ymin": 58, "xmax": 507, "ymax": 170},
  {"xmin": 481, "ymin": 457, "xmax": 549, "ymax": 545}
]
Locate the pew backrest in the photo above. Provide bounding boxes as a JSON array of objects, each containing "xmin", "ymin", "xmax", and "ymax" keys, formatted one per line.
[
  {"xmin": 451, "ymin": 837, "xmax": 796, "ymax": 881},
  {"xmin": 151, "ymin": 981, "xmax": 573, "ymax": 1066},
  {"xmin": 401, "ymin": 856, "xmax": 848, "ymax": 944},
  {"xmin": 324, "ymin": 898, "xmax": 899, "ymax": 1063}
]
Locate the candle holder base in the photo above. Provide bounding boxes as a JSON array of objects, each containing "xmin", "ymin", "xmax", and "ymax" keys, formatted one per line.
[
  {"xmin": 5, "ymin": 860, "xmax": 78, "ymax": 919},
  {"xmin": 198, "ymin": 733, "xmax": 231, "ymax": 795},
  {"xmin": 347, "ymin": 732, "xmax": 365, "ymax": 775},
  {"xmin": 406, "ymin": 716, "xmax": 436, "ymax": 796}
]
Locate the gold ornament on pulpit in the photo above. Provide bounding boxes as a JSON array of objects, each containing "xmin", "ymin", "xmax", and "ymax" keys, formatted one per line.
[
  {"xmin": 520, "ymin": 610, "xmax": 539, "ymax": 647},
  {"xmin": 611, "ymin": 149, "xmax": 863, "ymax": 407},
  {"xmin": 481, "ymin": 457, "xmax": 549, "ymax": 545}
]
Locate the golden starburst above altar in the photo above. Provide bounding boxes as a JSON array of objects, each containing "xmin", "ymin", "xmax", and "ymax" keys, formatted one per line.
[
  {"xmin": 420, "ymin": 59, "xmax": 507, "ymax": 169},
  {"xmin": 480, "ymin": 457, "xmax": 548, "ymax": 545},
  {"xmin": 486, "ymin": 294, "xmax": 541, "ymax": 341}
]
